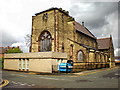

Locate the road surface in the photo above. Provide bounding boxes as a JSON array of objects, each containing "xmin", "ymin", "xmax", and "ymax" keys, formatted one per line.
[{"xmin": 2, "ymin": 67, "xmax": 120, "ymax": 89}]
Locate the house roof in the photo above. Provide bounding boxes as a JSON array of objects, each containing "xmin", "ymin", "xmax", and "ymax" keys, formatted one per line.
[
  {"xmin": 97, "ymin": 37, "xmax": 110, "ymax": 50},
  {"xmin": 0, "ymin": 47, "xmax": 15, "ymax": 54},
  {"xmin": 73, "ymin": 21, "xmax": 96, "ymax": 39},
  {"xmin": 0, "ymin": 47, "xmax": 7, "ymax": 54},
  {"xmin": 115, "ymin": 56, "xmax": 120, "ymax": 59}
]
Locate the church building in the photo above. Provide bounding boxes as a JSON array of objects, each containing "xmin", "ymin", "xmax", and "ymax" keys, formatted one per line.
[
  {"xmin": 3, "ymin": 8, "xmax": 115, "ymax": 73},
  {"xmin": 30, "ymin": 7, "xmax": 115, "ymax": 69}
]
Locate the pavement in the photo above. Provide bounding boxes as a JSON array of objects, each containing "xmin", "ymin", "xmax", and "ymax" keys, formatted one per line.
[{"xmin": 1, "ymin": 67, "xmax": 120, "ymax": 88}]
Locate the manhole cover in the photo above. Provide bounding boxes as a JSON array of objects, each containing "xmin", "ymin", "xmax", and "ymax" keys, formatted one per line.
[{"xmin": 75, "ymin": 80, "xmax": 92, "ymax": 82}]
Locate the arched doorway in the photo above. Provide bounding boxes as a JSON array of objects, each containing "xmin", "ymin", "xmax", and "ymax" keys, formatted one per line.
[
  {"xmin": 39, "ymin": 31, "xmax": 52, "ymax": 52},
  {"xmin": 78, "ymin": 50, "xmax": 84, "ymax": 62}
]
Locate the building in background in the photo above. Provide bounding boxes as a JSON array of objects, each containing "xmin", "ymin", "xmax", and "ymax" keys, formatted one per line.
[
  {"xmin": 0, "ymin": 46, "xmax": 21, "ymax": 58},
  {"xmin": 0, "ymin": 47, "xmax": 11, "ymax": 58},
  {"xmin": 115, "ymin": 56, "xmax": 120, "ymax": 65}
]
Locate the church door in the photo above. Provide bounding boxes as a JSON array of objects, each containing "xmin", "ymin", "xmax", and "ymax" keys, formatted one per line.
[{"xmin": 39, "ymin": 31, "xmax": 52, "ymax": 52}]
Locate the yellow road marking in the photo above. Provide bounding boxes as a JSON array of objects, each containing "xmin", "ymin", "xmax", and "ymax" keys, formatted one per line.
[{"xmin": 0, "ymin": 80, "xmax": 9, "ymax": 87}]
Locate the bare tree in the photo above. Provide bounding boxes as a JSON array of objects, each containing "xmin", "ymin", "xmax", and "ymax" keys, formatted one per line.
[{"xmin": 24, "ymin": 34, "xmax": 31, "ymax": 47}]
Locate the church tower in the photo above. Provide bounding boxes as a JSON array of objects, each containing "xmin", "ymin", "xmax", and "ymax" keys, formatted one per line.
[{"xmin": 30, "ymin": 8, "xmax": 72, "ymax": 53}]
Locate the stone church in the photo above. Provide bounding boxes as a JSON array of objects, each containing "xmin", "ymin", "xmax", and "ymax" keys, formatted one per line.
[
  {"xmin": 30, "ymin": 7, "xmax": 115, "ymax": 67},
  {"xmin": 3, "ymin": 8, "xmax": 115, "ymax": 73}
]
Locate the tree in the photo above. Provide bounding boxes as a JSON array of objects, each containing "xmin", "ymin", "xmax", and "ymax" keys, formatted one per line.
[
  {"xmin": 24, "ymin": 34, "xmax": 31, "ymax": 47},
  {"xmin": 6, "ymin": 47, "xmax": 23, "ymax": 53}
]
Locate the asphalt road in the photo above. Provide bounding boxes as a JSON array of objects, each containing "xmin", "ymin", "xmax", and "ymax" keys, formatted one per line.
[{"xmin": 2, "ymin": 67, "xmax": 120, "ymax": 89}]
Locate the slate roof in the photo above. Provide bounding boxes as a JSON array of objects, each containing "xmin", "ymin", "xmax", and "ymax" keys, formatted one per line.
[
  {"xmin": 73, "ymin": 21, "xmax": 96, "ymax": 39},
  {"xmin": 97, "ymin": 37, "xmax": 110, "ymax": 50}
]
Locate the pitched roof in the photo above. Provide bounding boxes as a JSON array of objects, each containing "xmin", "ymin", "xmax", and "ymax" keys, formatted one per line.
[
  {"xmin": 97, "ymin": 37, "xmax": 110, "ymax": 50},
  {"xmin": 35, "ymin": 7, "xmax": 69, "ymax": 16},
  {"xmin": 73, "ymin": 21, "xmax": 96, "ymax": 39}
]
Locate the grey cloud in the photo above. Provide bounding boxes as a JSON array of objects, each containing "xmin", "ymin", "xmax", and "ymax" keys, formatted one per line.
[
  {"xmin": 69, "ymin": 2, "xmax": 118, "ymax": 30},
  {"xmin": 1, "ymin": 30, "xmax": 17, "ymax": 47},
  {"xmin": 118, "ymin": 38, "xmax": 120, "ymax": 48},
  {"xmin": 69, "ymin": 2, "xmax": 118, "ymax": 49}
]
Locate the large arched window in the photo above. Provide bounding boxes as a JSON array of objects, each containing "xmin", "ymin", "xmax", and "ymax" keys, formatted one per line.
[
  {"xmin": 39, "ymin": 31, "xmax": 52, "ymax": 52},
  {"xmin": 78, "ymin": 51, "xmax": 84, "ymax": 62}
]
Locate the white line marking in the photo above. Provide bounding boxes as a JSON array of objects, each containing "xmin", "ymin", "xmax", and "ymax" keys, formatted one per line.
[
  {"xmin": 20, "ymin": 83, "xmax": 25, "ymax": 86},
  {"xmin": 31, "ymin": 84, "xmax": 35, "ymax": 86},
  {"xmin": 115, "ymin": 73, "xmax": 119, "ymax": 75},
  {"xmin": 24, "ymin": 83, "xmax": 28, "ymax": 85},
  {"xmin": 11, "ymin": 81, "xmax": 35, "ymax": 87},
  {"xmin": 11, "ymin": 74, "xmax": 27, "ymax": 77},
  {"xmin": 27, "ymin": 85, "xmax": 32, "ymax": 86},
  {"xmin": 18, "ymin": 75, "xmax": 27, "ymax": 77},
  {"xmin": 39, "ymin": 77, "xmax": 72, "ymax": 81},
  {"xmin": 11, "ymin": 81, "xmax": 18, "ymax": 84},
  {"xmin": 17, "ymin": 82, "xmax": 22, "ymax": 84}
]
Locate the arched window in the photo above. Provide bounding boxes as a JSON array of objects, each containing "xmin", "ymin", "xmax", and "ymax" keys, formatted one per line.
[
  {"xmin": 78, "ymin": 51, "xmax": 84, "ymax": 62},
  {"xmin": 39, "ymin": 31, "xmax": 52, "ymax": 52},
  {"xmin": 69, "ymin": 44, "xmax": 73, "ymax": 59}
]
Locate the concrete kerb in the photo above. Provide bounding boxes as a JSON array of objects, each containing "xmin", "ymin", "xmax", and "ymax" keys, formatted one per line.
[
  {"xmin": 0, "ymin": 80, "xmax": 9, "ymax": 88},
  {"xmin": 72, "ymin": 66, "xmax": 118, "ymax": 76},
  {"xmin": 27, "ymin": 66, "xmax": 118, "ymax": 77},
  {"xmin": 3, "ymin": 66, "xmax": 118, "ymax": 77}
]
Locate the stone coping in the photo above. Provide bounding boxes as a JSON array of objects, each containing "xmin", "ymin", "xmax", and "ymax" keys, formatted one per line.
[{"xmin": 4, "ymin": 52, "xmax": 68, "ymax": 59}]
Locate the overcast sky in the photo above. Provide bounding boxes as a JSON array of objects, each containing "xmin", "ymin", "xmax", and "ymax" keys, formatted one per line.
[{"xmin": 0, "ymin": 0, "xmax": 119, "ymax": 56}]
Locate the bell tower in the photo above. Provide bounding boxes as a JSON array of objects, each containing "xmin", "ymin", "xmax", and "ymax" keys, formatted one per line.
[{"xmin": 30, "ymin": 8, "xmax": 70, "ymax": 52}]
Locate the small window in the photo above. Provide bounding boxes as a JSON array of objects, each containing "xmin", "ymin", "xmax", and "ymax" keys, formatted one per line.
[
  {"xmin": 62, "ymin": 42, "xmax": 64, "ymax": 52},
  {"xmin": 70, "ymin": 44, "xmax": 73, "ymax": 59},
  {"xmin": 43, "ymin": 13, "xmax": 48, "ymax": 21},
  {"xmin": 78, "ymin": 51, "xmax": 84, "ymax": 62}
]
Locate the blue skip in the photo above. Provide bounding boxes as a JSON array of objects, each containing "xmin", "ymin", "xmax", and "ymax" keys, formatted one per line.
[{"xmin": 58, "ymin": 63, "xmax": 73, "ymax": 72}]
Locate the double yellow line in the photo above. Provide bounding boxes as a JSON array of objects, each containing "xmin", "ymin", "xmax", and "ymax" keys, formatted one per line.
[{"xmin": 0, "ymin": 80, "xmax": 9, "ymax": 87}]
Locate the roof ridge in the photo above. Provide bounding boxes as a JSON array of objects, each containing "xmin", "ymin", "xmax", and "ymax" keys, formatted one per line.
[
  {"xmin": 97, "ymin": 37, "xmax": 110, "ymax": 40},
  {"xmin": 74, "ymin": 21, "xmax": 96, "ymax": 39},
  {"xmin": 35, "ymin": 7, "xmax": 69, "ymax": 16},
  {"xmin": 84, "ymin": 27, "xmax": 96, "ymax": 38}
]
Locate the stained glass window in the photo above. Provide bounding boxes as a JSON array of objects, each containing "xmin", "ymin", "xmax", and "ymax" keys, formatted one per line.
[
  {"xmin": 78, "ymin": 51, "xmax": 84, "ymax": 61},
  {"xmin": 40, "ymin": 31, "xmax": 52, "ymax": 52}
]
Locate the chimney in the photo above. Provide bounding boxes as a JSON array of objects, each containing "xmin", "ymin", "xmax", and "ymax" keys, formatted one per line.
[{"xmin": 82, "ymin": 22, "xmax": 84, "ymax": 27}]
